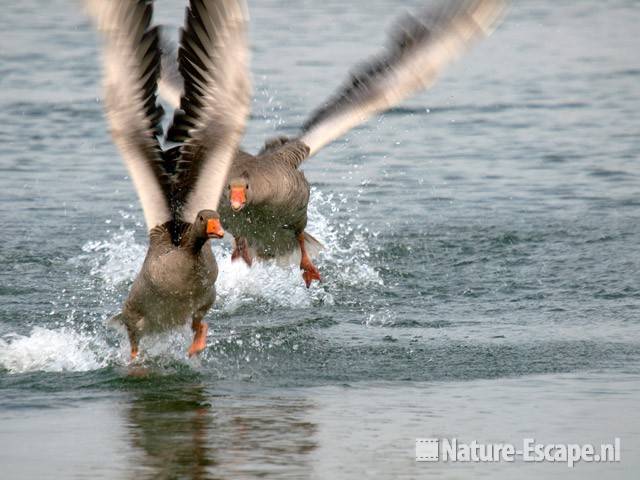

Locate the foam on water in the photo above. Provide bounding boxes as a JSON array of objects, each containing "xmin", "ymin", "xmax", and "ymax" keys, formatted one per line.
[
  {"xmin": 0, "ymin": 326, "xmax": 209, "ymax": 374},
  {"xmin": 215, "ymin": 255, "xmax": 324, "ymax": 312},
  {"xmin": 307, "ymin": 187, "xmax": 383, "ymax": 288},
  {"xmin": 74, "ymin": 188, "xmax": 381, "ymax": 312},
  {"xmin": 0, "ymin": 327, "xmax": 111, "ymax": 374},
  {"xmin": 81, "ymin": 230, "xmax": 146, "ymax": 287},
  {"xmin": 1, "ymin": 189, "xmax": 382, "ymax": 374},
  {"xmin": 68, "ymin": 214, "xmax": 146, "ymax": 288}
]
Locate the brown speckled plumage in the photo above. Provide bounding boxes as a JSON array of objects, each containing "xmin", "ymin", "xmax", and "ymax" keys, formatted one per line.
[
  {"xmin": 218, "ymin": 140, "xmax": 312, "ymax": 259},
  {"xmin": 117, "ymin": 220, "xmax": 218, "ymax": 344}
]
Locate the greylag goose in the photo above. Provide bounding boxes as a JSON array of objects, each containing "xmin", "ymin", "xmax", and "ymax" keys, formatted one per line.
[
  {"xmin": 88, "ymin": 0, "xmax": 251, "ymax": 358},
  {"xmin": 160, "ymin": 0, "xmax": 507, "ymax": 287}
]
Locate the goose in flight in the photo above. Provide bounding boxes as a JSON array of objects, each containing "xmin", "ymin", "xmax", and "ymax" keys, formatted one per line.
[
  {"xmin": 159, "ymin": 0, "xmax": 507, "ymax": 287},
  {"xmin": 88, "ymin": 0, "xmax": 250, "ymax": 358}
]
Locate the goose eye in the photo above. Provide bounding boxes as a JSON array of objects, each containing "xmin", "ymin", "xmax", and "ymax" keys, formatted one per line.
[{"xmin": 246, "ymin": 184, "xmax": 250, "ymax": 190}]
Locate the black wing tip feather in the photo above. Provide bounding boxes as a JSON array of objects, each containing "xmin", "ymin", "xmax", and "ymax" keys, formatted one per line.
[
  {"xmin": 301, "ymin": 6, "xmax": 433, "ymax": 132},
  {"xmin": 114, "ymin": 0, "xmax": 170, "ymax": 193},
  {"xmin": 165, "ymin": 0, "xmax": 227, "ymax": 145},
  {"xmin": 163, "ymin": 0, "xmax": 250, "ymax": 218},
  {"xmin": 104, "ymin": 2, "xmax": 165, "ymax": 140},
  {"xmin": 167, "ymin": 0, "xmax": 250, "ymax": 137},
  {"xmin": 302, "ymin": 0, "xmax": 502, "ymax": 133},
  {"xmin": 139, "ymin": 26, "xmax": 165, "ymax": 137},
  {"xmin": 165, "ymin": 4, "xmax": 211, "ymax": 145}
]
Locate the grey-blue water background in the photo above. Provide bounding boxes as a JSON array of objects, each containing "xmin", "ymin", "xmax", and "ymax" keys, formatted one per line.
[{"xmin": 1, "ymin": 0, "xmax": 639, "ymax": 478}]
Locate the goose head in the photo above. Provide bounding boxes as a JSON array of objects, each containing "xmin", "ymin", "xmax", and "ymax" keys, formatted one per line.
[
  {"xmin": 194, "ymin": 209, "xmax": 225, "ymax": 240},
  {"xmin": 227, "ymin": 171, "xmax": 250, "ymax": 212}
]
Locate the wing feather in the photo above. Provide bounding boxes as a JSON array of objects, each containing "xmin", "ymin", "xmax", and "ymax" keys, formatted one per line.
[
  {"xmin": 166, "ymin": 0, "xmax": 251, "ymax": 223},
  {"xmin": 299, "ymin": 0, "xmax": 508, "ymax": 157},
  {"xmin": 87, "ymin": 0, "xmax": 172, "ymax": 230}
]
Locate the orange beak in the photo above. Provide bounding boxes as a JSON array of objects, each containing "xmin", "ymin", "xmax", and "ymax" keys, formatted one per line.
[
  {"xmin": 206, "ymin": 218, "xmax": 224, "ymax": 238},
  {"xmin": 230, "ymin": 186, "xmax": 246, "ymax": 212}
]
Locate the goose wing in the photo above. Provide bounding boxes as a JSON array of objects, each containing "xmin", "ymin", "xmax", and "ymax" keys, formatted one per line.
[
  {"xmin": 299, "ymin": 0, "xmax": 508, "ymax": 157},
  {"xmin": 166, "ymin": 0, "xmax": 251, "ymax": 223},
  {"xmin": 88, "ymin": 0, "xmax": 172, "ymax": 230}
]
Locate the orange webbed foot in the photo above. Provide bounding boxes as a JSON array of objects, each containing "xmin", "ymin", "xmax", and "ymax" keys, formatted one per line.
[
  {"xmin": 297, "ymin": 232, "xmax": 321, "ymax": 288},
  {"xmin": 188, "ymin": 322, "xmax": 208, "ymax": 357},
  {"xmin": 301, "ymin": 256, "xmax": 321, "ymax": 288}
]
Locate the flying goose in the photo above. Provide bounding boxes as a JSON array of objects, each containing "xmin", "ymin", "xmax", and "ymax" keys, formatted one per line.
[
  {"xmin": 88, "ymin": 0, "xmax": 251, "ymax": 358},
  {"xmin": 158, "ymin": 0, "xmax": 507, "ymax": 287}
]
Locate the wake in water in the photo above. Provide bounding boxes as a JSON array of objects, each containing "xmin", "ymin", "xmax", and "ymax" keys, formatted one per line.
[{"xmin": 0, "ymin": 189, "xmax": 382, "ymax": 374}]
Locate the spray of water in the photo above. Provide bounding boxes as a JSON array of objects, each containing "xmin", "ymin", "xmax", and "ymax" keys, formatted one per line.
[{"xmin": 0, "ymin": 189, "xmax": 382, "ymax": 374}]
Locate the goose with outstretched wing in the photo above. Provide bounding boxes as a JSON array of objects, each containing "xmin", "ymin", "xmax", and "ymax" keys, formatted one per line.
[
  {"xmin": 159, "ymin": 0, "xmax": 507, "ymax": 287},
  {"xmin": 87, "ymin": 0, "xmax": 250, "ymax": 359}
]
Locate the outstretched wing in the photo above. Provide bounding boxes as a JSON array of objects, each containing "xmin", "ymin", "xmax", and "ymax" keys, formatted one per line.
[
  {"xmin": 299, "ymin": 0, "xmax": 508, "ymax": 157},
  {"xmin": 166, "ymin": 0, "xmax": 251, "ymax": 223},
  {"xmin": 87, "ymin": 0, "xmax": 172, "ymax": 230}
]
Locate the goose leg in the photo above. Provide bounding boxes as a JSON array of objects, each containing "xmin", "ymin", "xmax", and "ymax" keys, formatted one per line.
[
  {"xmin": 231, "ymin": 236, "xmax": 252, "ymax": 266},
  {"xmin": 188, "ymin": 309, "xmax": 209, "ymax": 357},
  {"xmin": 297, "ymin": 232, "xmax": 321, "ymax": 288},
  {"xmin": 126, "ymin": 323, "xmax": 141, "ymax": 361}
]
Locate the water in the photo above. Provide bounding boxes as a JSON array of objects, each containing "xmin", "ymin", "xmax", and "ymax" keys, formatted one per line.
[{"xmin": 1, "ymin": 0, "xmax": 639, "ymax": 478}]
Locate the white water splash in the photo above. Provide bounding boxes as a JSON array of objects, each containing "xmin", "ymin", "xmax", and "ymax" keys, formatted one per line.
[
  {"xmin": 214, "ymin": 253, "xmax": 325, "ymax": 312},
  {"xmin": 307, "ymin": 187, "xmax": 383, "ymax": 288},
  {"xmin": 0, "ymin": 189, "xmax": 382, "ymax": 374},
  {"xmin": 0, "ymin": 327, "xmax": 112, "ymax": 374},
  {"xmin": 70, "ymin": 228, "xmax": 145, "ymax": 287},
  {"xmin": 0, "ymin": 326, "xmax": 206, "ymax": 374},
  {"xmin": 71, "ymin": 189, "xmax": 381, "ymax": 312}
]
